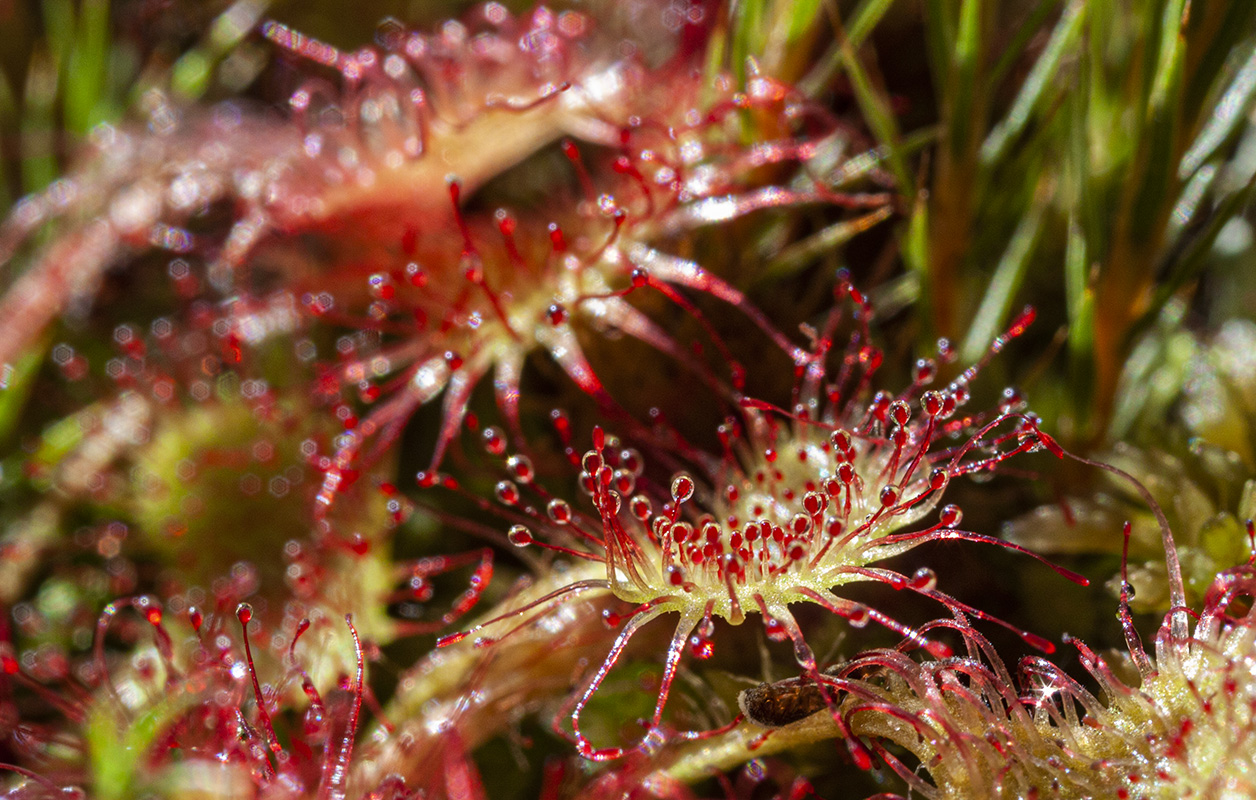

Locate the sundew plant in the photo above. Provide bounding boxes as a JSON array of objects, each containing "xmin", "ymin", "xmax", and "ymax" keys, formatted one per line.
[{"xmin": 0, "ymin": 1, "xmax": 1255, "ymax": 798}]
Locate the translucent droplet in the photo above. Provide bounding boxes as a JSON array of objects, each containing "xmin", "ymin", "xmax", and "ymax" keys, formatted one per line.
[
  {"xmin": 629, "ymin": 494, "xmax": 652, "ymax": 521},
  {"xmin": 671, "ymin": 474, "xmax": 695, "ymax": 503},
  {"xmin": 507, "ymin": 455, "xmax": 534, "ymax": 484},
  {"xmin": 910, "ymin": 567, "xmax": 938, "ymax": 591},
  {"xmin": 495, "ymin": 480, "xmax": 520, "ymax": 506},
  {"xmin": 581, "ymin": 450, "xmax": 602, "ymax": 475},
  {"xmin": 507, "ymin": 525, "xmax": 533, "ymax": 546},
  {"xmin": 764, "ymin": 617, "xmax": 787, "ymax": 642},
  {"xmin": 613, "ymin": 469, "xmax": 635, "ymax": 495},
  {"xmin": 846, "ymin": 604, "xmax": 869, "ymax": 628},
  {"xmin": 803, "ymin": 491, "xmax": 827, "ymax": 516},
  {"xmin": 689, "ymin": 635, "xmax": 714, "ymax": 659},
  {"xmin": 482, "ymin": 426, "xmax": 507, "ymax": 456},
  {"xmin": 914, "ymin": 358, "xmax": 937, "ymax": 385},
  {"xmin": 546, "ymin": 498, "xmax": 572, "ymax": 524}
]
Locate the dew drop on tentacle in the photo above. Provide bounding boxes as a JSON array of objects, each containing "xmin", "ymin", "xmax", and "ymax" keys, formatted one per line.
[
  {"xmin": 914, "ymin": 358, "xmax": 937, "ymax": 386},
  {"xmin": 764, "ymin": 617, "xmax": 788, "ymax": 642},
  {"xmin": 689, "ymin": 633, "xmax": 714, "ymax": 659},
  {"xmin": 507, "ymin": 455, "xmax": 535, "ymax": 484},
  {"xmin": 483, "ymin": 426, "xmax": 507, "ymax": 456},
  {"xmin": 547, "ymin": 499, "xmax": 573, "ymax": 524},
  {"xmin": 495, "ymin": 480, "xmax": 520, "ymax": 506},
  {"xmin": 909, "ymin": 567, "xmax": 938, "ymax": 592},
  {"xmin": 671, "ymin": 474, "xmax": 695, "ymax": 503},
  {"xmin": 846, "ymin": 604, "xmax": 870, "ymax": 628}
]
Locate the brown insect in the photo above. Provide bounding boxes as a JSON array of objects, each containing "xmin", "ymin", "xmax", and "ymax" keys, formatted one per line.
[{"xmin": 737, "ymin": 670, "xmax": 838, "ymax": 728}]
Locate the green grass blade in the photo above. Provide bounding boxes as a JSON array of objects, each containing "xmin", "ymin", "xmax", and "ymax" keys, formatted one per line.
[
  {"xmin": 762, "ymin": 206, "xmax": 894, "ymax": 280},
  {"xmin": 839, "ymin": 42, "xmax": 911, "ymax": 192},
  {"xmin": 981, "ymin": 0, "xmax": 1086, "ymax": 166},
  {"xmin": 1179, "ymin": 43, "xmax": 1256, "ymax": 179},
  {"xmin": 959, "ymin": 192, "xmax": 1046, "ymax": 364},
  {"xmin": 20, "ymin": 49, "xmax": 59, "ymax": 195},
  {"xmin": 64, "ymin": 0, "xmax": 111, "ymax": 135},
  {"xmin": 781, "ymin": 0, "xmax": 824, "ymax": 44},
  {"xmin": 0, "ymin": 72, "xmax": 15, "ymax": 211},
  {"xmin": 987, "ymin": 0, "xmax": 1057, "ymax": 90},
  {"xmin": 903, "ymin": 188, "xmax": 931, "ymax": 339},
  {"xmin": 799, "ymin": 0, "xmax": 895, "ymax": 96},
  {"xmin": 1181, "ymin": 3, "xmax": 1256, "ymax": 126},
  {"xmin": 1063, "ymin": 214, "xmax": 1087, "ymax": 325},
  {"xmin": 39, "ymin": 0, "xmax": 75, "ymax": 71},
  {"xmin": 947, "ymin": 0, "xmax": 983, "ymax": 158},
  {"xmin": 847, "ymin": 0, "xmax": 895, "ymax": 49},
  {"xmin": 1148, "ymin": 171, "xmax": 1256, "ymax": 327},
  {"xmin": 171, "ymin": 0, "xmax": 272, "ymax": 100},
  {"xmin": 731, "ymin": 0, "xmax": 768, "ymax": 82},
  {"xmin": 922, "ymin": 0, "xmax": 955, "ymax": 96},
  {"xmin": 1150, "ymin": 1, "xmax": 1188, "ymax": 109},
  {"xmin": 1129, "ymin": 3, "xmax": 1187, "ymax": 243},
  {"xmin": 0, "ymin": 337, "xmax": 47, "ymax": 445}
]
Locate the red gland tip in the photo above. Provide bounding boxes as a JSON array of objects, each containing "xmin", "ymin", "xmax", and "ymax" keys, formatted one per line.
[
  {"xmin": 436, "ymin": 631, "xmax": 468, "ymax": 648},
  {"xmin": 847, "ymin": 740, "xmax": 874, "ymax": 771},
  {"xmin": 1007, "ymin": 305, "xmax": 1036, "ymax": 337},
  {"xmin": 739, "ymin": 397, "xmax": 776, "ymax": 411},
  {"xmin": 1024, "ymin": 632, "xmax": 1055, "ymax": 654},
  {"xmin": 236, "ymin": 603, "xmax": 253, "ymax": 625}
]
